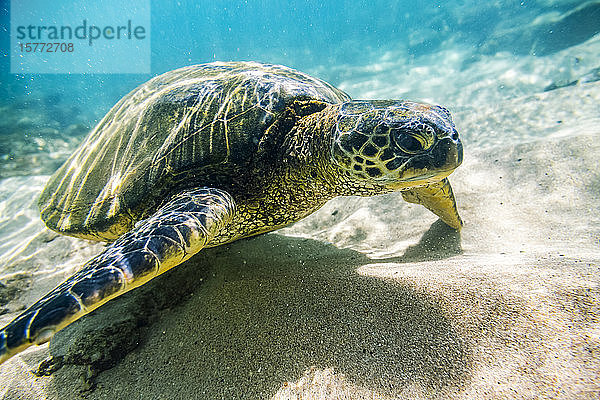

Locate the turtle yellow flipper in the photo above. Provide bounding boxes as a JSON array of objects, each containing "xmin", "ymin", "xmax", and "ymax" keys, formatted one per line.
[
  {"xmin": 0, "ymin": 62, "xmax": 463, "ymax": 365},
  {"xmin": 402, "ymin": 178, "xmax": 463, "ymax": 230}
]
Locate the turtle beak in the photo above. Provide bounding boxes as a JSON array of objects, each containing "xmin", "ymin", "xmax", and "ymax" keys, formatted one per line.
[{"xmin": 432, "ymin": 135, "xmax": 463, "ymax": 170}]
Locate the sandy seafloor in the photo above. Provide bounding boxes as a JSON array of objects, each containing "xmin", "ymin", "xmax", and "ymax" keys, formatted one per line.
[{"xmin": 1, "ymin": 34, "xmax": 600, "ymax": 399}]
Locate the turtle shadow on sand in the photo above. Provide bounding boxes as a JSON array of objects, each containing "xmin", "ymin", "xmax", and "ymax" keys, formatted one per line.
[
  {"xmin": 43, "ymin": 228, "xmax": 470, "ymax": 399},
  {"xmin": 387, "ymin": 219, "xmax": 463, "ymax": 263}
]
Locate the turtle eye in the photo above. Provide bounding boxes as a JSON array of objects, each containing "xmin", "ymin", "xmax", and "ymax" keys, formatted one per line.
[
  {"xmin": 395, "ymin": 133, "xmax": 422, "ymax": 154},
  {"xmin": 392, "ymin": 126, "xmax": 435, "ymax": 154}
]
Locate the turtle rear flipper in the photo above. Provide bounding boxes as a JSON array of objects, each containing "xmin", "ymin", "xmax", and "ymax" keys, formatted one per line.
[
  {"xmin": 0, "ymin": 187, "xmax": 235, "ymax": 364},
  {"xmin": 401, "ymin": 178, "xmax": 463, "ymax": 230}
]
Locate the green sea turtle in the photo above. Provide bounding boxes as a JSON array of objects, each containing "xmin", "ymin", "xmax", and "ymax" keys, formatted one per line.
[{"xmin": 0, "ymin": 61, "xmax": 463, "ymax": 364}]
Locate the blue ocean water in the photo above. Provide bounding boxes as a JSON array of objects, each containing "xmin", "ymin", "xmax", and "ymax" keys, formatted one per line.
[
  {"xmin": 0, "ymin": 0, "xmax": 598, "ymax": 177},
  {"xmin": 0, "ymin": 2, "xmax": 599, "ymax": 396}
]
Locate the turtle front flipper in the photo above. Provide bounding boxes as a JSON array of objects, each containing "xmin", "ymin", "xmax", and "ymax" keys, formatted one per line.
[
  {"xmin": 401, "ymin": 178, "xmax": 463, "ymax": 230},
  {"xmin": 0, "ymin": 187, "xmax": 235, "ymax": 364}
]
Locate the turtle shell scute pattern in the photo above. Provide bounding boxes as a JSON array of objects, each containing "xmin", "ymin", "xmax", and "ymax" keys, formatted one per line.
[{"xmin": 38, "ymin": 62, "xmax": 350, "ymax": 240}]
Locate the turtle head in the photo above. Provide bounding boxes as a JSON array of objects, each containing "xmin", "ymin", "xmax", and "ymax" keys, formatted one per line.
[{"xmin": 331, "ymin": 100, "xmax": 463, "ymax": 190}]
